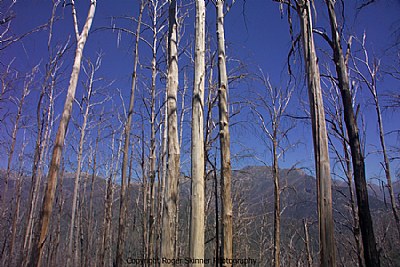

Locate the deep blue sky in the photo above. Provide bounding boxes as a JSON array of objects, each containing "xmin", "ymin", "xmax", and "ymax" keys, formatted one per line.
[{"xmin": 2, "ymin": 0, "xmax": 400, "ymax": 182}]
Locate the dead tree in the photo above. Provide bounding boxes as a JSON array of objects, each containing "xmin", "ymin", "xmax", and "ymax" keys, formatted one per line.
[
  {"xmin": 21, "ymin": 34, "xmax": 69, "ymax": 267},
  {"xmin": 30, "ymin": 1, "xmax": 96, "ymax": 266},
  {"xmin": 66, "ymin": 55, "xmax": 102, "ymax": 267},
  {"xmin": 353, "ymin": 32, "xmax": 400, "ymax": 239},
  {"xmin": 3, "ymin": 67, "xmax": 38, "ymax": 266},
  {"xmin": 161, "ymin": 0, "xmax": 181, "ymax": 263},
  {"xmin": 325, "ymin": 77, "xmax": 365, "ymax": 267},
  {"xmin": 1, "ymin": 65, "xmax": 37, "ymax": 217},
  {"xmin": 249, "ymin": 71, "xmax": 294, "ymax": 267},
  {"xmin": 190, "ymin": 0, "xmax": 206, "ymax": 264},
  {"xmin": 279, "ymin": 0, "xmax": 337, "ymax": 265},
  {"xmin": 147, "ymin": 0, "xmax": 163, "ymax": 260},
  {"xmin": 364, "ymin": 41, "xmax": 400, "ymax": 241},
  {"xmin": 115, "ymin": 1, "xmax": 145, "ymax": 265},
  {"xmin": 85, "ymin": 123, "xmax": 100, "ymax": 267},
  {"xmin": 323, "ymin": 2, "xmax": 380, "ymax": 266},
  {"xmin": 100, "ymin": 127, "xmax": 123, "ymax": 267},
  {"xmin": 215, "ymin": 0, "xmax": 233, "ymax": 264},
  {"xmin": 7, "ymin": 133, "xmax": 27, "ymax": 267}
]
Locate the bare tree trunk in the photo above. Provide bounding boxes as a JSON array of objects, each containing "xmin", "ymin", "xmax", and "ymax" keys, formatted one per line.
[
  {"xmin": 215, "ymin": 0, "xmax": 233, "ymax": 265},
  {"xmin": 157, "ymin": 93, "xmax": 167, "ymax": 261},
  {"xmin": 21, "ymin": 113, "xmax": 44, "ymax": 267},
  {"xmin": 141, "ymin": 124, "xmax": 149, "ymax": 263},
  {"xmin": 345, "ymin": 149, "xmax": 365, "ymax": 267},
  {"xmin": 79, "ymin": 166, "xmax": 89, "ymax": 267},
  {"xmin": 48, "ymin": 159, "xmax": 65, "ymax": 267},
  {"xmin": 213, "ymin": 158, "xmax": 220, "ymax": 264},
  {"xmin": 356, "ymin": 47, "xmax": 400, "ymax": 240},
  {"xmin": 341, "ymin": 122, "xmax": 365, "ymax": 267},
  {"xmin": 179, "ymin": 69, "xmax": 187, "ymax": 151},
  {"xmin": 3, "ymin": 67, "xmax": 36, "ymax": 266},
  {"xmin": 154, "ymin": 97, "xmax": 165, "ymax": 262},
  {"xmin": 327, "ymin": 79, "xmax": 365, "ymax": 266},
  {"xmin": 148, "ymin": 63, "xmax": 157, "ymax": 267},
  {"xmin": 115, "ymin": 1, "xmax": 144, "ymax": 266},
  {"xmin": 75, "ymin": 197, "xmax": 82, "ymax": 266},
  {"xmin": 21, "ymin": 79, "xmax": 50, "ymax": 267},
  {"xmin": 20, "ymin": 30, "xmax": 67, "ymax": 267},
  {"xmin": 297, "ymin": 1, "xmax": 336, "ymax": 266},
  {"xmin": 47, "ymin": 169, "xmax": 64, "ymax": 267},
  {"xmin": 175, "ymin": 69, "xmax": 187, "ymax": 259},
  {"xmin": 161, "ymin": 0, "xmax": 181, "ymax": 264},
  {"xmin": 272, "ymin": 139, "xmax": 280, "ymax": 267},
  {"xmin": 66, "ymin": 60, "xmax": 95, "ymax": 267},
  {"xmin": 203, "ymin": 20, "xmax": 216, "ymax": 267},
  {"xmin": 101, "ymin": 173, "xmax": 114, "ymax": 267},
  {"xmin": 373, "ymin": 86, "xmax": 400, "ymax": 238},
  {"xmin": 250, "ymin": 72, "xmax": 293, "ymax": 267},
  {"xmin": 303, "ymin": 219, "xmax": 313, "ymax": 267},
  {"xmin": 1, "ymin": 66, "xmax": 35, "ymax": 215},
  {"xmin": 7, "ymin": 133, "xmax": 27, "ymax": 267},
  {"xmin": 148, "ymin": 51, "xmax": 157, "ymax": 267},
  {"xmin": 101, "ymin": 130, "xmax": 122, "ymax": 267},
  {"xmin": 86, "ymin": 129, "xmax": 99, "ymax": 267},
  {"xmin": 22, "ymin": 43, "xmax": 64, "ymax": 266},
  {"xmin": 143, "ymin": 1, "xmax": 161, "ymax": 261},
  {"xmin": 190, "ymin": 0, "xmax": 206, "ymax": 264},
  {"xmin": 325, "ymin": 1, "xmax": 380, "ymax": 266},
  {"xmin": 30, "ymin": 1, "xmax": 96, "ymax": 266}
]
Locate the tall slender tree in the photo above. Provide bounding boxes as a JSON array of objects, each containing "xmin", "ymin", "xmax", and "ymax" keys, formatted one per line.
[
  {"xmin": 30, "ymin": 1, "xmax": 96, "ymax": 266},
  {"xmin": 22, "ymin": 38, "xmax": 68, "ymax": 267},
  {"xmin": 1, "ymin": 65, "xmax": 36, "ymax": 216},
  {"xmin": 215, "ymin": 0, "xmax": 233, "ymax": 264},
  {"xmin": 296, "ymin": 0, "xmax": 336, "ymax": 265},
  {"xmin": 190, "ymin": 0, "xmax": 206, "ymax": 264},
  {"xmin": 249, "ymin": 73, "xmax": 294, "ymax": 267},
  {"xmin": 8, "ymin": 132, "xmax": 28, "ymax": 267},
  {"xmin": 324, "ymin": 1, "xmax": 380, "ymax": 266},
  {"xmin": 325, "ymin": 80, "xmax": 365, "ymax": 267},
  {"xmin": 161, "ymin": 0, "xmax": 181, "ymax": 264},
  {"xmin": 148, "ymin": 2, "xmax": 158, "ymax": 261},
  {"xmin": 100, "ymin": 128, "xmax": 122, "ymax": 267},
  {"xmin": 352, "ymin": 32, "xmax": 400, "ymax": 242},
  {"xmin": 66, "ymin": 56, "xmax": 100, "ymax": 267},
  {"xmin": 85, "ymin": 126, "xmax": 100, "ymax": 267},
  {"xmin": 115, "ymin": 1, "xmax": 145, "ymax": 265}
]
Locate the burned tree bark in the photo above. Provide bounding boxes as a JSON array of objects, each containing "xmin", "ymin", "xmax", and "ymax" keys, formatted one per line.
[{"xmin": 325, "ymin": 1, "xmax": 380, "ymax": 266}]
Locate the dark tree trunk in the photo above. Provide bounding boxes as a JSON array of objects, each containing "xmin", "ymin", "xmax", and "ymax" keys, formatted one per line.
[{"xmin": 325, "ymin": 1, "xmax": 380, "ymax": 266}]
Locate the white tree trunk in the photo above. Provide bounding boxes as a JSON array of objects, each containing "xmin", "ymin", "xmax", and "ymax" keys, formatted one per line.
[
  {"xmin": 190, "ymin": 0, "xmax": 206, "ymax": 264},
  {"xmin": 161, "ymin": 0, "xmax": 181, "ymax": 264}
]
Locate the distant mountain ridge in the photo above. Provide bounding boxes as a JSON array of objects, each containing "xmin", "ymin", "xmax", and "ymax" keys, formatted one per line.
[{"xmin": 0, "ymin": 165, "xmax": 398, "ymax": 266}]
